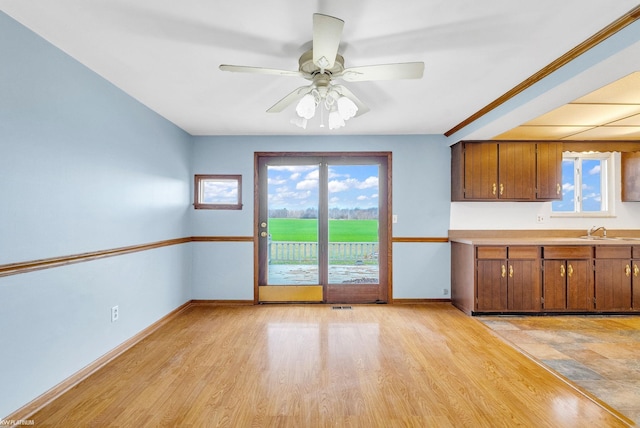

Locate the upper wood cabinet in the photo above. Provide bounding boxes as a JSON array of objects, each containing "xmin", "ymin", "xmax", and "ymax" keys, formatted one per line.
[
  {"xmin": 536, "ymin": 142, "xmax": 563, "ymax": 200},
  {"xmin": 622, "ymin": 151, "xmax": 640, "ymax": 202},
  {"xmin": 451, "ymin": 141, "xmax": 562, "ymax": 202}
]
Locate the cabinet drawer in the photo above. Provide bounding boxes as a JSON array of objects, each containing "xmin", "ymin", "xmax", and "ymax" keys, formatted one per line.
[
  {"xmin": 633, "ymin": 246, "xmax": 640, "ymax": 258},
  {"xmin": 508, "ymin": 246, "xmax": 539, "ymax": 259},
  {"xmin": 543, "ymin": 246, "xmax": 592, "ymax": 259},
  {"xmin": 476, "ymin": 246, "xmax": 506, "ymax": 259},
  {"xmin": 595, "ymin": 246, "xmax": 631, "ymax": 259}
]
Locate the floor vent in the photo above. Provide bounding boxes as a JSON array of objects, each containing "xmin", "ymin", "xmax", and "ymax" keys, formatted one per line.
[{"xmin": 332, "ymin": 305, "xmax": 353, "ymax": 310}]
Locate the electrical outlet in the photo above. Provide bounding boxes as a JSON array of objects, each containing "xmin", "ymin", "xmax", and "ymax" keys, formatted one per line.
[
  {"xmin": 443, "ymin": 288, "xmax": 449, "ymax": 296},
  {"xmin": 111, "ymin": 305, "xmax": 119, "ymax": 322},
  {"xmin": 536, "ymin": 215, "xmax": 545, "ymax": 223},
  {"xmin": 392, "ymin": 215, "xmax": 398, "ymax": 224}
]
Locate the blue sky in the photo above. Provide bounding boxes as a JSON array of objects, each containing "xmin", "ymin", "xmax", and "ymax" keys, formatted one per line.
[
  {"xmin": 268, "ymin": 164, "xmax": 379, "ymax": 210},
  {"xmin": 553, "ymin": 159, "xmax": 602, "ymax": 212}
]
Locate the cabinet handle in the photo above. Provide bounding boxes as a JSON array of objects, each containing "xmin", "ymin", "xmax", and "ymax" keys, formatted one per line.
[
  {"xmin": 492, "ymin": 183, "xmax": 497, "ymax": 196},
  {"xmin": 500, "ymin": 183, "xmax": 504, "ymax": 196},
  {"xmin": 626, "ymin": 264, "xmax": 631, "ymax": 277},
  {"xmin": 635, "ymin": 264, "xmax": 639, "ymax": 277},
  {"xmin": 560, "ymin": 264, "xmax": 565, "ymax": 277},
  {"xmin": 509, "ymin": 265, "xmax": 513, "ymax": 278},
  {"xmin": 556, "ymin": 183, "xmax": 561, "ymax": 195},
  {"xmin": 567, "ymin": 264, "xmax": 573, "ymax": 277},
  {"xmin": 501, "ymin": 265, "xmax": 506, "ymax": 278}
]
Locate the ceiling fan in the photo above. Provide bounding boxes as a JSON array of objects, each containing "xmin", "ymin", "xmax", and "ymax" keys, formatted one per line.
[{"xmin": 219, "ymin": 13, "xmax": 425, "ymax": 129}]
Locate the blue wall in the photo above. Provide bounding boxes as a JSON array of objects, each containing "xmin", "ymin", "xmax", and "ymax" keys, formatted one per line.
[
  {"xmin": 189, "ymin": 135, "xmax": 452, "ymax": 300},
  {"xmin": 0, "ymin": 12, "xmax": 192, "ymax": 417}
]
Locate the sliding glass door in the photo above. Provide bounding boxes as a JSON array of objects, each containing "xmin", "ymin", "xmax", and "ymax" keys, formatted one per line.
[{"xmin": 256, "ymin": 153, "xmax": 390, "ymax": 303}]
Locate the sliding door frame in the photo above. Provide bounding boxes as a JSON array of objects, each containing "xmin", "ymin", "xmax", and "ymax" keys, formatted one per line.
[{"xmin": 253, "ymin": 151, "xmax": 393, "ymax": 304}]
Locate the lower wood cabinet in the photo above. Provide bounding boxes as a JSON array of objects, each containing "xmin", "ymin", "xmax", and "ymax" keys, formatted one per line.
[
  {"xmin": 633, "ymin": 247, "xmax": 640, "ymax": 309},
  {"xmin": 475, "ymin": 246, "xmax": 540, "ymax": 312},
  {"xmin": 451, "ymin": 242, "xmax": 640, "ymax": 315},
  {"xmin": 594, "ymin": 246, "xmax": 636, "ymax": 311},
  {"xmin": 542, "ymin": 246, "xmax": 593, "ymax": 311}
]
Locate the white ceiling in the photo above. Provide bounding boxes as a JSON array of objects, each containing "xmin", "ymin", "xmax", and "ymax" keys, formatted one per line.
[{"xmin": 1, "ymin": 0, "xmax": 639, "ymax": 137}]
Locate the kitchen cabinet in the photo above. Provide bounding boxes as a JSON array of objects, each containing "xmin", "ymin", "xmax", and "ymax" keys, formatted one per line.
[
  {"xmin": 451, "ymin": 240, "xmax": 640, "ymax": 315},
  {"xmin": 451, "ymin": 141, "xmax": 559, "ymax": 201},
  {"xmin": 536, "ymin": 142, "xmax": 563, "ymax": 200},
  {"xmin": 622, "ymin": 152, "xmax": 640, "ymax": 201},
  {"xmin": 542, "ymin": 246, "xmax": 593, "ymax": 311},
  {"xmin": 595, "ymin": 246, "xmax": 633, "ymax": 311},
  {"xmin": 633, "ymin": 246, "xmax": 640, "ymax": 309},
  {"xmin": 476, "ymin": 246, "xmax": 540, "ymax": 312}
]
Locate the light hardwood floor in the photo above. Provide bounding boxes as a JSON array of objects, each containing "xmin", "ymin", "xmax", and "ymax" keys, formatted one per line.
[{"xmin": 29, "ymin": 303, "xmax": 632, "ymax": 427}]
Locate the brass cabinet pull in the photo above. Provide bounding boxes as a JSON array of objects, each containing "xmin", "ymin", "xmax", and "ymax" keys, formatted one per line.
[
  {"xmin": 556, "ymin": 183, "xmax": 561, "ymax": 195},
  {"xmin": 501, "ymin": 265, "xmax": 506, "ymax": 278},
  {"xmin": 626, "ymin": 264, "xmax": 631, "ymax": 277},
  {"xmin": 492, "ymin": 183, "xmax": 497, "ymax": 196},
  {"xmin": 635, "ymin": 264, "xmax": 639, "ymax": 277},
  {"xmin": 560, "ymin": 264, "xmax": 565, "ymax": 277},
  {"xmin": 508, "ymin": 265, "xmax": 513, "ymax": 278},
  {"xmin": 567, "ymin": 264, "xmax": 573, "ymax": 277},
  {"xmin": 499, "ymin": 183, "xmax": 504, "ymax": 196}
]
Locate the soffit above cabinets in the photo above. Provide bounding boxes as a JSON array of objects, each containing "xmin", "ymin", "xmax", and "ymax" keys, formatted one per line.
[{"xmin": 495, "ymin": 71, "xmax": 640, "ymax": 140}]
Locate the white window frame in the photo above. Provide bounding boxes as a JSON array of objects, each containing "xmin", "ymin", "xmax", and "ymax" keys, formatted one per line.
[{"xmin": 551, "ymin": 152, "xmax": 615, "ymax": 218}]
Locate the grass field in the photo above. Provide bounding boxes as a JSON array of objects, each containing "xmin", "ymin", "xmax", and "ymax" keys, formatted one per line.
[{"xmin": 268, "ymin": 219, "xmax": 378, "ymax": 242}]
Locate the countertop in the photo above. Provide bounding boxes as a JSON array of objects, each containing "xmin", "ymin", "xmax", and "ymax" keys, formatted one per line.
[{"xmin": 449, "ymin": 236, "xmax": 640, "ymax": 246}]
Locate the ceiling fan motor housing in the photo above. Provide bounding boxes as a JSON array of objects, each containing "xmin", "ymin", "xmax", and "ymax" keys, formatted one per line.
[{"xmin": 299, "ymin": 49, "xmax": 345, "ymax": 77}]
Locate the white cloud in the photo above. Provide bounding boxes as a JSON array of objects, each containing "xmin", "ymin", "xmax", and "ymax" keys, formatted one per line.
[
  {"xmin": 356, "ymin": 176, "xmax": 379, "ymax": 189},
  {"xmin": 562, "ymin": 183, "xmax": 574, "ymax": 191},
  {"xmin": 588, "ymin": 165, "xmax": 601, "ymax": 175},
  {"xmin": 268, "ymin": 177, "xmax": 287, "ymax": 185},
  {"xmin": 290, "ymin": 172, "xmax": 301, "ymax": 180},
  {"xmin": 305, "ymin": 169, "xmax": 319, "ymax": 180},
  {"xmin": 297, "ymin": 179, "xmax": 318, "ymax": 190},
  {"xmin": 357, "ymin": 195, "xmax": 368, "ymax": 201},
  {"xmin": 328, "ymin": 180, "xmax": 349, "ymax": 193}
]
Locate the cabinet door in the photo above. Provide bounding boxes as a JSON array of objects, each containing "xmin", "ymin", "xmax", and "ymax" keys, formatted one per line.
[
  {"xmin": 507, "ymin": 260, "xmax": 541, "ymax": 310},
  {"xmin": 464, "ymin": 142, "xmax": 498, "ymax": 200},
  {"xmin": 543, "ymin": 260, "xmax": 567, "ymax": 310},
  {"xmin": 595, "ymin": 259, "xmax": 632, "ymax": 311},
  {"xmin": 498, "ymin": 143, "xmax": 535, "ymax": 200},
  {"xmin": 633, "ymin": 260, "xmax": 640, "ymax": 309},
  {"xmin": 536, "ymin": 142, "xmax": 562, "ymax": 200},
  {"xmin": 566, "ymin": 260, "xmax": 594, "ymax": 310},
  {"xmin": 621, "ymin": 152, "xmax": 640, "ymax": 202},
  {"xmin": 476, "ymin": 259, "xmax": 507, "ymax": 310}
]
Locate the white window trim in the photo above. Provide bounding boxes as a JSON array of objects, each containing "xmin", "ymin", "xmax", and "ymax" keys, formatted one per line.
[{"xmin": 550, "ymin": 151, "xmax": 616, "ymax": 218}]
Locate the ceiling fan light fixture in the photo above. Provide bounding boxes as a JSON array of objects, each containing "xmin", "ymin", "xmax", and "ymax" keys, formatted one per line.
[
  {"xmin": 296, "ymin": 93, "xmax": 317, "ymax": 119},
  {"xmin": 337, "ymin": 96, "xmax": 358, "ymax": 120},
  {"xmin": 290, "ymin": 116, "xmax": 308, "ymax": 129},
  {"xmin": 328, "ymin": 106, "xmax": 346, "ymax": 130}
]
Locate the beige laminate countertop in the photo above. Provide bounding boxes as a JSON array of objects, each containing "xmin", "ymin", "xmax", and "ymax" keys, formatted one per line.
[{"xmin": 450, "ymin": 237, "xmax": 640, "ymax": 246}]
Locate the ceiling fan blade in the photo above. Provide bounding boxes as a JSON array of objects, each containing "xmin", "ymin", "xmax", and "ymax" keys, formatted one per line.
[
  {"xmin": 266, "ymin": 85, "xmax": 314, "ymax": 113},
  {"xmin": 332, "ymin": 85, "xmax": 369, "ymax": 117},
  {"xmin": 339, "ymin": 62, "xmax": 425, "ymax": 82},
  {"xmin": 313, "ymin": 14, "xmax": 344, "ymax": 70},
  {"xmin": 219, "ymin": 64, "xmax": 306, "ymax": 78}
]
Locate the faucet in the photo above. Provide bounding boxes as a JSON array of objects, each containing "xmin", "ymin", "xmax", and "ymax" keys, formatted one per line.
[{"xmin": 588, "ymin": 226, "xmax": 607, "ymax": 238}]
